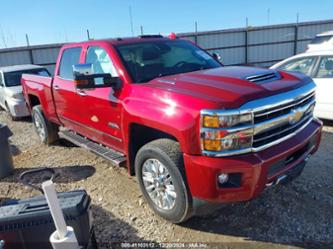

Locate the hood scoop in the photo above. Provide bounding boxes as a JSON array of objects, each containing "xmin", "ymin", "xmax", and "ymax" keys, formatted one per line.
[{"xmin": 245, "ymin": 71, "xmax": 281, "ymax": 84}]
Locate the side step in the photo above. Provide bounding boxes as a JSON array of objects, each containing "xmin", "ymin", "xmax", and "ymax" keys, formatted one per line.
[{"xmin": 59, "ymin": 130, "xmax": 126, "ymax": 166}]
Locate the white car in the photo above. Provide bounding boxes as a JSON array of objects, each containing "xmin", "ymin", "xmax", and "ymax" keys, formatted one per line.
[
  {"xmin": 0, "ymin": 64, "xmax": 50, "ymax": 120},
  {"xmin": 271, "ymin": 50, "xmax": 333, "ymax": 120},
  {"xmin": 306, "ymin": 31, "xmax": 333, "ymax": 52}
]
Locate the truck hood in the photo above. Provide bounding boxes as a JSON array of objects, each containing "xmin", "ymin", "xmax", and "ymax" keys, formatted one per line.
[{"xmin": 144, "ymin": 66, "xmax": 310, "ymax": 108}]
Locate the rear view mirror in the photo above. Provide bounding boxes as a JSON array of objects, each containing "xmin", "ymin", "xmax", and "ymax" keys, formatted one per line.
[{"xmin": 72, "ymin": 64, "xmax": 122, "ymax": 90}]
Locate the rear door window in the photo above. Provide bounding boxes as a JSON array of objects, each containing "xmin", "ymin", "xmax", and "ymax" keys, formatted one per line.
[
  {"xmin": 315, "ymin": 56, "xmax": 333, "ymax": 78},
  {"xmin": 58, "ymin": 47, "xmax": 82, "ymax": 80}
]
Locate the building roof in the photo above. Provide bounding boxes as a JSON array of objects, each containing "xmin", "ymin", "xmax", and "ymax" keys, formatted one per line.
[{"xmin": 0, "ymin": 64, "xmax": 44, "ymax": 73}]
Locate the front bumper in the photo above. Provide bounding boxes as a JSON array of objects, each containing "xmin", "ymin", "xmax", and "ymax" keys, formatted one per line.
[
  {"xmin": 183, "ymin": 118, "xmax": 322, "ymax": 203},
  {"xmin": 6, "ymin": 98, "xmax": 30, "ymax": 118}
]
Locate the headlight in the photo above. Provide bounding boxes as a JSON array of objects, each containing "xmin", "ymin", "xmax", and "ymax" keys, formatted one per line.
[
  {"xmin": 202, "ymin": 113, "xmax": 252, "ymax": 128},
  {"xmin": 201, "ymin": 111, "xmax": 253, "ymax": 153}
]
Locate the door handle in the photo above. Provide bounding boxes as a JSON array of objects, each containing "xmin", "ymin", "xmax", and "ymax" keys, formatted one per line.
[
  {"xmin": 54, "ymin": 85, "xmax": 60, "ymax": 91},
  {"xmin": 76, "ymin": 90, "xmax": 87, "ymax": 96}
]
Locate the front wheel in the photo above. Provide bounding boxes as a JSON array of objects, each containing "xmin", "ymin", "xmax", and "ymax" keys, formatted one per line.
[
  {"xmin": 135, "ymin": 139, "xmax": 192, "ymax": 223},
  {"xmin": 32, "ymin": 105, "xmax": 59, "ymax": 145}
]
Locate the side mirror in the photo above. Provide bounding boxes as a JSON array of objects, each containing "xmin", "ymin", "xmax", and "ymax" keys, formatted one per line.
[
  {"xmin": 72, "ymin": 64, "xmax": 122, "ymax": 90},
  {"xmin": 212, "ymin": 52, "xmax": 222, "ymax": 62}
]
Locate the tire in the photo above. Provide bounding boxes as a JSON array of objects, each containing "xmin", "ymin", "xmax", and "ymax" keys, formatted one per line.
[
  {"xmin": 135, "ymin": 138, "xmax": 192, "ymax": 223},
  {"xmin": 32, "ymin": 105, "xmax": 59, "ymax": 145}
]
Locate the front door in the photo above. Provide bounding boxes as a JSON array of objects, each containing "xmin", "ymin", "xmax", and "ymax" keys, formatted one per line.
[
  {"xmin": 313, "ymin": 56, "xmax": 333, "ymax": 120},
  {"xmin": 79, "ymin": 45, "xmax": 124, "ymax": 152}
]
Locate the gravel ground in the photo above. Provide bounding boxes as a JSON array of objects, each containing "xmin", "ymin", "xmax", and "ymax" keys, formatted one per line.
[{"xmin": 0, "ymin": 110, "xmax": 332, "ymax": 249}]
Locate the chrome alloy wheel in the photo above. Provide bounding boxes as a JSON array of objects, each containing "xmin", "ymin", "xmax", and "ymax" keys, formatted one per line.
[
  {"xmin": 142, "ymin": 158, "xmax": 177, "ymax": 210},
  {"xmin": 34, "ymin": 113, "xmax": 46, "ymax": 141}
]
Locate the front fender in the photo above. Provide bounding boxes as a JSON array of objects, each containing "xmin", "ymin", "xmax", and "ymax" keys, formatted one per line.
[{"xmin": 122, "ymin": 95, "xmax": 202, "ymax": 155}]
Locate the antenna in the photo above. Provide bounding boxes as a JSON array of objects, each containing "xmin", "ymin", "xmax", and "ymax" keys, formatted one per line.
[{"xmin": 129, "ymin": 6, "xmax": 134, "ymax": 37}]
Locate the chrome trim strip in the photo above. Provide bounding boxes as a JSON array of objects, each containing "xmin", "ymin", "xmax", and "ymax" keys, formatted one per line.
[{"xmin": 254, "ymin": 91, "xmax": 315, "ymax": 117}]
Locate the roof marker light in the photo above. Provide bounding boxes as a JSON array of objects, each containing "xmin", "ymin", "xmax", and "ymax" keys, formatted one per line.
[{"xmin": 169, "ymin": 33, "xmax": 177, "ymax": 40}]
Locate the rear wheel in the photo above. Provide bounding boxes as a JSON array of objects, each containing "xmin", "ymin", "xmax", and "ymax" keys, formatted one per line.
[
  {"xmin": 135, "ymin": 138, "xmax": 192, "ymax": 223},
  {"xmin": 32, "ymin": 105, "xmax": 59, "ymax": 145}
]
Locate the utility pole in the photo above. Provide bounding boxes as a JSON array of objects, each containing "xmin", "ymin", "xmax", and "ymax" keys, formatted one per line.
[
  {"xmin": 87, "ymin": 29, "xmax": 91, "ymax": 40},
  {"xmin": 245, "ymin": 17, "xmax": 249, "ymax": 28},
  {"xmin": 140, "ymin": 25, "xmax": 144, "ymax": 35},
  {"xmin": 25, "ymin": 34, "xmax": 30, "ymax": 47},
  {"xmin": 296, "ymin": 13, "xmax": 300, "ymax": 24},
  {"xmin": 194, "ymin": 21, "xmax": 198, "ymax": 44},
  {"xmin": 129, "ymin": 6, "xmax": 134, "ymax": 37},
  {"xmin": 267, "ymin": 8, "xmax": 270, "ymax": 25}
]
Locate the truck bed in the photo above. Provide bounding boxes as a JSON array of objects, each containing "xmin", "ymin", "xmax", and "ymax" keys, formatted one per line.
[{"xmin": 21, "ymin": 74, "xmax": 58, "ymax": 123}]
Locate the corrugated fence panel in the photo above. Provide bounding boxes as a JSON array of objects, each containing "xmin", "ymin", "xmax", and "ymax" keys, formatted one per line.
[
  {"xmin": 298, "ymin": 22, "xmax": 333, "ymax": 39},
  {"xmin": 248, "ymin": 27, "xmax": 295, "ymax": 45},
  {"xmin": 0, "ymin": 50, "xmax": 31, "ymax": 66},
  {"xmin": 197, "ymin": 32, "xmax": 245, "ymax": 49},
  {"xmin": 248, "ymin": 42, "xmax": 294, "ymax": 63},
  {"xmin": 297, "ymin": 40, "xmax": 311, "ymax": 54},
  {"xmin": 209, "ymin": 47, "xmax": 245, "ymax": 65},
  {"xmin": 32, "ymin": 47, "xmax": 61, "ymax": 65}
]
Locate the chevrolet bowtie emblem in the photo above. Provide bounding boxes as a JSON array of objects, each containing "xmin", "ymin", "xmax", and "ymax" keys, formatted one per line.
[{"xmin": 289, "ymin": 108, "xmax": 304, "ymax": 125}]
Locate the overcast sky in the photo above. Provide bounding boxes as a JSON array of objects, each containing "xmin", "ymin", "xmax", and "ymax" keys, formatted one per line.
[{"xmin": 0, "ymin": 0, "xmax": 332, "ymax": 48}]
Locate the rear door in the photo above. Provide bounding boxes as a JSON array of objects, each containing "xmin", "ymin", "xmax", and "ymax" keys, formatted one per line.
[
  {"xmin": 52, "ymin": 47, "xmax": 90, "ymax": 134},
  {"xmin": 312, "ymin": 56, "xmax": 333, "ymax": 120}
]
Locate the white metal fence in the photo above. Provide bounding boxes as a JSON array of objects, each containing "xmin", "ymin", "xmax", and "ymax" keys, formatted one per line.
[
  {"xmin": 0, "ymin": 19, "xmax": 333, "ymax": 75},
  {"xmin": 179, "ymin": 19, "xmax": 333, "ymax": 67}
]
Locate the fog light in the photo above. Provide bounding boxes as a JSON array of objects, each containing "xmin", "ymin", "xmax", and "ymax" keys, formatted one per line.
[{"xmin": 218, "ymin": 173, "xmax": 229, "ymax": 184}]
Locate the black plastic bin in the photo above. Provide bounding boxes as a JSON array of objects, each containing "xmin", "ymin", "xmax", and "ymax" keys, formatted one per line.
[
  {"xmin": 0, "ymin": 125, "xmax": 14, "ymax": 179},
  {"xmin": 0, "ymin": 190, "xmax": 96, "ymax": 249}
]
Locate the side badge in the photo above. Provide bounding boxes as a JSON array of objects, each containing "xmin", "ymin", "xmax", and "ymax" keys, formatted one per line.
[{"xmin": 91, "ymin": 115, "xmax": 99, "ymax": 123}]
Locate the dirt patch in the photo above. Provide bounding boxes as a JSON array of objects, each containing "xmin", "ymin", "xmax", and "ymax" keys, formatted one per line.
[{"xmin": 0, "ymin": 110, "xmax": 332, "ymax": 249}]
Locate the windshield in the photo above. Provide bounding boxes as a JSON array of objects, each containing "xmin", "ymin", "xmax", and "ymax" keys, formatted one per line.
[
  {"xmin": 4, "ymin": 68, "xmax": 50, "ymax": 87},
  {"xmin": 115, "ymin": 40, "xmax": 222, "ymax": 83}
]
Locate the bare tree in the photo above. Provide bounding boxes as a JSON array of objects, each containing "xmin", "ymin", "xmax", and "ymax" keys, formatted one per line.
[{"xmin": 0, "ymin": 25, "xmax": 8, "ymax": 48}]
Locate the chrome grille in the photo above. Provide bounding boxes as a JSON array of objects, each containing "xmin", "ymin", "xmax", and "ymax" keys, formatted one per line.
[{"xmin": 253, "ymin": 91, "xmax": 315, "ymax": 149}]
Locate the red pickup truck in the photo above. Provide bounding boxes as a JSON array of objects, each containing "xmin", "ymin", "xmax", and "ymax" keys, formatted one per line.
[{"xmin": 22, "ymin": 35, "xmax": 322, "ymax": 223}]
